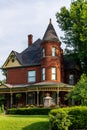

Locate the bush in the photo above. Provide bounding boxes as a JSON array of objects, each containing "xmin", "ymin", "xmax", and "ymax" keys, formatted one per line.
[
  {"xmin": 49, "ymin": 108, "xmax": 71, "ymax": 130},
  {"xmin": 0, "ymin": 104, "xmax": 4, "ymax": 114},
  {"xmin": 49, "ymin": 106, "xmax": 87, "ymax": 130},
  {"xmin": 68, "ymin": 106, "xmax": 87, "ymax": 129},
  {"xmin": 7, "ymin": 107, "xmax": 51, "ymax": 115}
]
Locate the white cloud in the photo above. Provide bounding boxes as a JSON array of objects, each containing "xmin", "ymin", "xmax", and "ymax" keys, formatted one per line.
[{"xmin": 0, "ymin": 0, "xmax": 71, "ymax": 80}]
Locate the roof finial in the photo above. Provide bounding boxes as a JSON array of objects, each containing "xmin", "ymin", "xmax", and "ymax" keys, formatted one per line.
[{"xmin": 49, "ymin": 18, "xmax": 52, "ymax": 24}]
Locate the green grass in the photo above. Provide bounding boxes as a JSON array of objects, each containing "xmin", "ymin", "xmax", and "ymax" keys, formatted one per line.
[{"xmin": 0, "ymin": 115, "xmax": 49, "ymax": 130}]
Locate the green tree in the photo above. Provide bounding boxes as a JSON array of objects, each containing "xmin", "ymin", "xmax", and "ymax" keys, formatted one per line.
[
  {"xmin": 56, "ymin": 0, "xmax": 87, "ymax": 73},
  {"xmin": 68, "ymin": 73, "xmax": 87, "ymax": 106}
]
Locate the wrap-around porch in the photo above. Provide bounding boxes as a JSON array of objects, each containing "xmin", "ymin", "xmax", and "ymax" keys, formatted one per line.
[{"xmin": 0, "ymin": 82, "xmax": 73, "ymax": 108}]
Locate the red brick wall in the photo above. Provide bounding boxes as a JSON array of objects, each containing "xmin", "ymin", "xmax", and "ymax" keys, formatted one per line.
[
  {"xmin": 41, "ymin": 41, "xmax": 63, "ymax": 82},
  {"xmin": 7, "ymin": 66, "xmax": 41, "ymax": 84}
]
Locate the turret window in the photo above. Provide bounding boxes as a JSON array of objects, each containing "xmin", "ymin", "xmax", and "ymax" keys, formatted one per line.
[
  {"xmin": 52, "ymin": 67, "xmax": 56, "ymax": 80},
  {"xmin": 52, "ymin": 47, "xmax": 56, "ymax": 56},
  {"xmin": 42, "ymin": 68, "xmax": 45, "ymax": 80},
  {"xmin": 28, "ymin": 70, "xmax": 36, "ymax": 82},
  {"xmin": 42, "ymin": 48, "xmax": 45, "ymax": 57}
]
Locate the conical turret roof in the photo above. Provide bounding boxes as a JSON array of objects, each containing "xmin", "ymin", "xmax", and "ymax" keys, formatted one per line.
[{"xmin": 42, "ymin": 19, "xmax": 59, "ymax": 42}]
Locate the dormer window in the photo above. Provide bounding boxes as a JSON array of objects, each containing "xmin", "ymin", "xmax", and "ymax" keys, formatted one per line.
[
  {"xmin": 52, "ymin": 47, "xmax": 56, "ymax": 56},
  {"xmin": 42, "ymin": 48, "xmax": 45, "ymax": 57},
  {"xmin": 69, "ymin": 74, "xmax": 74, "ymax": 85}
]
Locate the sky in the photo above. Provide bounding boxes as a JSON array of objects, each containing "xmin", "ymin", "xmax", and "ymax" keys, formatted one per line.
[{"xmin": 0, "ymin": 0, "xmax": 71, "ymax": 80}]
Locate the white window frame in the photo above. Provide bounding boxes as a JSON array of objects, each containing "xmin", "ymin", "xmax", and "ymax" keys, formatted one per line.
[
  {"xmin": 69, "ymin": 74, "xmax": 74, "ymax": 85},
  {"xmin": 42, "ymin": 48, "xmax": 45, "ymax": 57},
  {"xmin": 52, "ymin": 47, "xmax": 56, "ymax": 56},
  {"xmin": 52, "ymin": 67, "xmax": 56, "ymax": 80},
  {"xmin": 42, "ymin": 68, "xmax": 45, "ymax": 80},
  {"xmin": 28, "ymin": 70, "xmax": 36, "ymax": 82}
]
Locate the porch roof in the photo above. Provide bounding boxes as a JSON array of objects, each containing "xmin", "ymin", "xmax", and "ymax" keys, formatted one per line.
[{"xmin": 0, "ymin": 82, "xmax": 73, "ymax": 93}]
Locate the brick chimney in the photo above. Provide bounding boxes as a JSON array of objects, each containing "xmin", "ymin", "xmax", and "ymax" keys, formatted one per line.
[{"xmin": 28, "ymin": 34, "xmax": 33, "ymax": 46}]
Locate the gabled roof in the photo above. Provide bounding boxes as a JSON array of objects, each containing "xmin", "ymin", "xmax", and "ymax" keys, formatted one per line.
[
  {"xmin": 2, "ymin": 51, "xmax": 22, "ymax": 69},
  {"xmin": 2, "ymin": 39, "xmax": 42, "ymax": 69},
  {"xmin": 42, "ymin": 19, "xmax": 59, "ymax": 42}
]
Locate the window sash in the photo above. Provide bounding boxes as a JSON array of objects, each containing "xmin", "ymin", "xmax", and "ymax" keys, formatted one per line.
[
  {"xmin": 28, "ymin": 71, "xmax": 36, "ymax": 82},
  {"xmin": 69, "ymin": 74, "xmax": 74, "ymax": 85},
  {"xmin": 52, "ymin": 47, "xmax": 56, "ymax": 56},
  {"xmin": 42, "ymin": 68, "xmax": 45, "ymax": 80},
  {"xmin": 42, "ymin": 48, "xmax": 45, "ymax": 57},
  {"xmin": 52, "ymin": 67, "xmax": 56, "ymax": 80}
]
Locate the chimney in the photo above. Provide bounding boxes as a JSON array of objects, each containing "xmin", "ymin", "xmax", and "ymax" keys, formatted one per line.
[{"xmin": 28, "ymin": 34, "xmax": 33, "ymax": 46}]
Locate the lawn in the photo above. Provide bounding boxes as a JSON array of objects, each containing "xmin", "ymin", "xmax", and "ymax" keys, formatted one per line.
[{"xmin": 0, "ymin": 115, "xmax": 49, "ymax": 130}]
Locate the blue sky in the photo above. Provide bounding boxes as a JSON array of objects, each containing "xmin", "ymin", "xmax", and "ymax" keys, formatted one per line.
[{"xmin": 0, "ymin": 0, "xmax": 71, "ymax": 80}]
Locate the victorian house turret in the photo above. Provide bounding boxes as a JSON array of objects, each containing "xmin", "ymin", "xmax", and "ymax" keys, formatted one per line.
[{"xmin": 0, "ymin": 19, "xmax": 81, "ymax": 108}]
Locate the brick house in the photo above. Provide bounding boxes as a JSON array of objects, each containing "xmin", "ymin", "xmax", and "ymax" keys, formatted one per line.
[{"xmin": 0, "ymin": 19, "xmax": 81, "ymax": 108}]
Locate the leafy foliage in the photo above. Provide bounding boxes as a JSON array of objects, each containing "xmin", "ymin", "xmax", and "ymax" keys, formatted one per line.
[
  {"xmin": 49, "ymin": 109, "xmax": 71, "ymax": 130},
  {"xmin": 56, "ymin": 0, "xmax": 87, "ymax": 73},
  {"xmin": 0, "ymin": 104, "xmax": 4, "ymax": 114},
  {"xmin": 68, "ymin": 73, "xmax": 87, "ymax": 105},
  {"xmin": 49, "ymin": 106, "xmax": 87, "ymax": 130}
]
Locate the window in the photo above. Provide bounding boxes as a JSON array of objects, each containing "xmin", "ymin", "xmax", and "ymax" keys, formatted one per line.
[
  {"xmin": 52, "ymin": 47, "xmax": 56, "ymax": 56},
  {"xmin": 69, "ymin": 74, "xmax": 74, "ymax": 85},
  {"xmin": 42, "ymin": 68, "xmax": 45, "ymax": 80},
  {"xmin": 28, "ymin": 70, "xmax": 36, "ymax": 82},
  {"xmin": 52, "ymin": 67, "xmax": 56, "ymax": 80},
  {"xmin": 42, "ymin": 48, "xmax": 45, "ymax": 57}
]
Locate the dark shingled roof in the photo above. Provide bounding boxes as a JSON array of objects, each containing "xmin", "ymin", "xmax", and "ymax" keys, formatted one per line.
[
  {"xmin": 42, "ymin": 19, "xmax": 59, "ymax": 42},
  {"xmin": 14, "ymin": 39, "xmax": 42, "ymax": 66}
]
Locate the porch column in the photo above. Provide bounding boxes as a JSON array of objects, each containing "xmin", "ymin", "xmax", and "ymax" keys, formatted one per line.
[
  {"xmin": 26, "ymin": 92, "xmax": 28, "ymax": 105},
  {"xmin": 37, "ymin": 88, "xmax": 39, "ymax": 106},
  {"xmin": 10, "ymin": 93, "xmax": 13, "ymax": 108},
  {"xmin": 57, "ymin": 88, "xmax": 59, "ymax": 107}
]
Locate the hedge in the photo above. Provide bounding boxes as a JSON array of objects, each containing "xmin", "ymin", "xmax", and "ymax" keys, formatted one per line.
[
  {"xmin": 49, "ymin": 106, "xmax": 87, "ymax": 130},
  {"xmin": 7, "ymin": 107, "xmax": 51, "ymax": 115}
]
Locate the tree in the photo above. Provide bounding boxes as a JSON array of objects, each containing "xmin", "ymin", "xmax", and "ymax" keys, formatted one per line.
[
  {"xmin": 68, "ymin": 73, "xmax": 87, "ymax": 106},
  {"xmin": 56, "ymin": 0, "xmax": 87, "ymax": 73}
]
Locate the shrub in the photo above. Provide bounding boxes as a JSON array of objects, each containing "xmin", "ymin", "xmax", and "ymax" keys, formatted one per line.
[
  {"xmin": 7, "ymin": 107, "xmax": 51, "ymax": 115},
  {"xmin": 49, "ymin": 106, "xmax": 87, "ymax": 130},
  {"xmin": 0, "ymin": 104, "xmax": 4, "ymax": 114},
  {"xmin": 49, "ymin": 108, "xmax": 71, "ymax": 130},
  {"xmin": 68, "ymin": 106, "xmax": 87, "ymax": 129}
]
